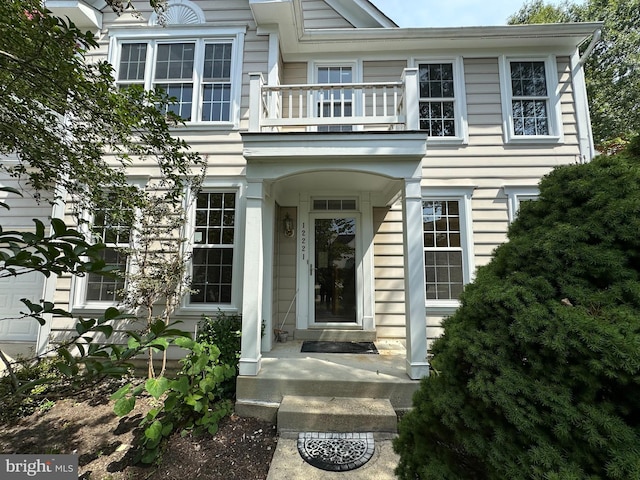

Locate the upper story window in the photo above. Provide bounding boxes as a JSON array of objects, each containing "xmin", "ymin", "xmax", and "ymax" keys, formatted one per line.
[
  {"xmin": 318, "ymin": 65, "xmax": 352, "ymax": 132},
  {"xmin": 500, "ymin": 56, "xmax": 563, "ymax": 143},
  {"xmin": 511, "ymin": 61, "xmax": 549, "ymax": 135},
  {"xmin": 419, "ymin": 63, "xmax": 455, "ymax": 136},
  {"xmin": 414, "ymin": 58, "xmax": 468, "ymax": 144},
  {"xmin": 109, "ymin": 20, "xmax": 246, "ymax": 128},
  {"xmin": 311, "ymin": 61, "xmax": 359, "ymax": 132},
  {"xmin": 116, "ymin": 39, "xmax": 234, "ymax": 123}
]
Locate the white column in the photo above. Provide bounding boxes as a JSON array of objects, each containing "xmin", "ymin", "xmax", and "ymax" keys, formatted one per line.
[
  {"xmin": 402, "ymin": 68, "xmax": 420, "ymax": 131},
  {"xmin": 261, "ymin": 194, "xmax": 274, "ymax": 353},
  {"xmin": 248, "ymin": 73, "xmax": 264, "ymax": 132},
  {"xmin": 239, "ymin": 180, "xmax": 264, "ymax": 376},
  {"xmin": 361, "ymin": 193, "xmax": 375, "ymax": 331},
  {"xmin": 402, "ymin": 178, "xmax": 429, "ymax": 379}
]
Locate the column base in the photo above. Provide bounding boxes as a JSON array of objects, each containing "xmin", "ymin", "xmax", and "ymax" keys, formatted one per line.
[
  {"xmin": 239, "ymin": 355, "xmax": 262, "ymax": 376},
  {"xmin": 406, "ymin": 359, "xmax": 430, "ymax": 380}
]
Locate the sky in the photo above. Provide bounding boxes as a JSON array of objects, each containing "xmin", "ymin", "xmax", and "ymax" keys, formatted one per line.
[{"xmin": 369, "ymin": 0, "xmax": 570, "ymax": 28}]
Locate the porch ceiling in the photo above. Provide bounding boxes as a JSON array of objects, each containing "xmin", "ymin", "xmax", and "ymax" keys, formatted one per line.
[{"xmin": 272, "ymin": 170, "xmax": 402, "ymax": 206}]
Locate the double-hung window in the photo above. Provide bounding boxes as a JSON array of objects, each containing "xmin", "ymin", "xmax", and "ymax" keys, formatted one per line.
[
  {"xmin": 415, "ymin": 58, "xmax": 467, "ymax": 143},
  {"xmin": 313, "ymin": 63, "xmax": 356, "ymax": 132},
  {"xmin": 111, "ymin": 27, "xmax": 245, "ymax": 126},
  {"xmin": 190, "ymin": 192, "xmax": 236, "ymax": 304},
  {"xmin": 500, "ymin": 56, "xmax": 562, "ymax": 142},
  {"xmin": 422, "ymin": 188, "xmax": 474, "ymax": 310},
  {"xmin": 85, "ymin": 201, "xmax": 131, "ymax": 302}
]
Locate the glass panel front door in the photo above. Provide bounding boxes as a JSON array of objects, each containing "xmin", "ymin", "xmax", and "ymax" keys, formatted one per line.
[{"xmin": 313, "ymin": 217, "xmax": 357, "ymax": 323}]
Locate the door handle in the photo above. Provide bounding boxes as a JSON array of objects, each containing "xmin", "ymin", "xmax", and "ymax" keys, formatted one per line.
[{"xmin": 310, "ymin": 264, "xmax": 313, "ymax": 276}]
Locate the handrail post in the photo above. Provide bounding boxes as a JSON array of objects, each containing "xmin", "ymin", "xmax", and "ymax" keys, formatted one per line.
[
  {"xmin": 249, "ymin": 72, "xmax": 264, "ymax": 132},
  {"xmin": 402, "ymin": 68, "xmax": 419, "ymax": 131}
]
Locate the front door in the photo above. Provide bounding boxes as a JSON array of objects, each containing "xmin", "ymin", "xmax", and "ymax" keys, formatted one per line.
[{"xmin": 311, "ymin": 215, "xmax": 358, "ymax": 325}]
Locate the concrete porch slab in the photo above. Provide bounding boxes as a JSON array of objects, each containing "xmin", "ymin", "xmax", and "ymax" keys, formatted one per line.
[{"xmin": 235, "ymin": 340, "xmax": 419, "ymax": 422}]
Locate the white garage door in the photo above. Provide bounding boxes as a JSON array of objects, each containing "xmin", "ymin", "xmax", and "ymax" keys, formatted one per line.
[{"xmin": 0, "ymin": 272, "xmax": 45, "ymax": 342}]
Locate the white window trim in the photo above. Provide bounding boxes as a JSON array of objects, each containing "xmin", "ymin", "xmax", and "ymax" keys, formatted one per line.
[
  {"xmin": 422, "ymin": 186, "xmax": 475, "ymax": 312},
  {"xmin": 179, "ymin": 180, "xmax": 245, "ymax": 314},
  {"xmin": 503, "ymin": 186, "xmax": 539, "ymax": 223},
  {"xmin": 70, "ymin": 177, "xmax": 149, "ymax": 313},
  {"xmin": 411, "ymin": 56, "xmax": 468, "ymax": 145},
  {"xmin": 108, "ymin": 26, "xmax": 246, "ymax": 129},
  {"xmin": 499, "ymin": 55, "xmax": 564, "ymax": 144}
]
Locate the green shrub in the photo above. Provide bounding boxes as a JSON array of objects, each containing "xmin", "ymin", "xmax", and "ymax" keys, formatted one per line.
[
  {"xmin": 394, "ymin": 137, "xmax": 640, "ymax": 479},
  {"xmin": 112, "ymin": 336, "xmax": 236, "ymax": 464},
  {"xmin": 195, "ymin": 312, "xmax": 242, "ymax": 399},
  {"xmin": 0, "ymin": 358, "xmax": 59, "ymax": 422}
]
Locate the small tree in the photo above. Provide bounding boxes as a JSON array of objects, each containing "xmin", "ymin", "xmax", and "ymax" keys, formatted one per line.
[
  {"xmin": 118, "ymin": 177, "xmax": 204, "ymax": 379},
  {"xmin": 394, "ymin": 137, "xmax": 640, "ymax": 479}
]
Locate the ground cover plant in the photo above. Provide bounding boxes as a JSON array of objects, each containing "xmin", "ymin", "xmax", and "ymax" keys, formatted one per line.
[{"xmin": 394, "ymin": 137, "xmax": 640, "ymax": 479}]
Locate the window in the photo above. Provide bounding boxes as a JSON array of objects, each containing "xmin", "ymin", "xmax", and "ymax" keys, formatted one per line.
[
  {"xmin": 423, "ymin": 200, "xmax": 463, "ymax": 300},
  {"xmin": 313, "ymin": 63, "xmax": 356, "ymax": 132},
  {"xmin": 116, "ymin": 40, "xmax": 232, "ymax": 122},
  {"xmin": 190, "ymin": 192, "xmax": 236, "ymax": 304},
  {"xmin": 414, "ymin": 58, "xmax": 467, "ymax": 143},
  {"xmin": 422, "ymin": 188, "xmax": 475, "ymax": 308},
  {"xmin": 511, "ymin": 61, "xmax": 549, "ymax": 135},
  {"xmin": 419, "ymin": 63, "xmax": 455, "ymax": 136},
  {"xmin": 503, "ymin": 186, "xmax": 539, "ymax": 223},
  {"xmin": 500, "ymin": 56, "xmax": 562, "ymax": 142},
  {"xmin": 85, "ymin": 202, "xmax": 131, "ymax": 302},
  {"xmin": 111, "ymin": 26, "xmax": 245, "ymax": 126},
  {"xmin": 312, "ymin": 198, "xmax": 357, "ymax": 211}
]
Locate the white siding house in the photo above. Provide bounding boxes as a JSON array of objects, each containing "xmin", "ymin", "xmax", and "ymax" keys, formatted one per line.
[{"xmin": 5, "ymin": 0, "xmax": 601, "ymax": 383}]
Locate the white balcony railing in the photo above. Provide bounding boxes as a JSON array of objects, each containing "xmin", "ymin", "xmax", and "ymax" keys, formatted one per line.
[{"xmin": 248, "ymin": 68, "xmax": 420, "ymax": 132}]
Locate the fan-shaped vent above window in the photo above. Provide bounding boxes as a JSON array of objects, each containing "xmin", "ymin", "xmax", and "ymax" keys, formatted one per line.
[{"xmin": 149, "ymin": 0, "xmax": 205, "ymax": 26}]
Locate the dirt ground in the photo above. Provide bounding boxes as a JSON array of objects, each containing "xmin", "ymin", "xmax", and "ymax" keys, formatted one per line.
[{"xmin": 0, "ymin": 389, "xmax": 278, "ymax": 480}]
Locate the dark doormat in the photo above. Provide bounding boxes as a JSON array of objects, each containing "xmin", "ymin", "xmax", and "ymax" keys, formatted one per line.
[{"xmin": 300, "ymin": 341, "xmax": 378, "ymax": 354}]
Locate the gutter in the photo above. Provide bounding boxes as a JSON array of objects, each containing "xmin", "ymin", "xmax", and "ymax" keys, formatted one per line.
[{"xmin": 579, "ymin": 28, "xmax": 602, "ymax": 65}]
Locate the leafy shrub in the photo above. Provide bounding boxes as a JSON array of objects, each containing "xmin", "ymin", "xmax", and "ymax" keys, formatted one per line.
[
  {"xmin": 0, "ymin": 357, "xmax": 59, "ymax": 422},
  {"xmin": 112, "ymin": 336, "xmax": 236, "ymax": 463},
  {"xmin": 394, "ymin": 137, "xmax": 640, "ymax": 479},
  {"xmin": 195, "ymin": 312, "xmax": 242, "ymax": 398}
]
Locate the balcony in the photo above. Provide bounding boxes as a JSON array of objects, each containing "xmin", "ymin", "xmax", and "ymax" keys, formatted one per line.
[{"xmin": 248, "ymin": 68, "xmax": 420, "ymax": 133}]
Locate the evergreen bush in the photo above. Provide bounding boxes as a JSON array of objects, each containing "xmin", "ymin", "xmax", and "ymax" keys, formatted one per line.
[{"xmin": 394, "ymin": 137, "xmax": 640, "ymax": 479}]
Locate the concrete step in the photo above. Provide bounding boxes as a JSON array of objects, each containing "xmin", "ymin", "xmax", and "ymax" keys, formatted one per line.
[{"xmin": 277, "ymin": 395, "xmax": 397, "ymax": 435}]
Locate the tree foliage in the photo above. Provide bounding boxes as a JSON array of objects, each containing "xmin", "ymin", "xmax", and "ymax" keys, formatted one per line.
[
  {"xmin": 394, "ymin": 137, "xmax": 640, "ymax": 479},
  {"xmin": 508, "ymin": 0, "xmax": 640, "ymax": 149},
  {"xmin": 0, "ymin": 0, "xmax": 205, "ymax": 406},
  {"xmin": 0, "ymin": 0, "xmax": 203, "ymax": 215}
]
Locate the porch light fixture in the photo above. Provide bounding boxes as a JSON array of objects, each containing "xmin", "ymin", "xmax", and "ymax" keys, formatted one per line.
[{"xmin": 283, "ymin": 213, "xmax": 295, "ymax": 238}]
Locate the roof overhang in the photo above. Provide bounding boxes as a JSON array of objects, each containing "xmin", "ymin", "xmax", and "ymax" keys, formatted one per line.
[
  {"xmin": 291, "ymin": 22, "xmax": 604, "ymax": 59},
  {"xmin": 324, "ymin": 0, "xmax": 397, "ymax": 27},
  {"xmin": 45, "ymin": 0, "xmax": 103, "ymax": 31},
  {"xmin": 249, "ymin": 1, "xmax": 602, "ymax": 61}
]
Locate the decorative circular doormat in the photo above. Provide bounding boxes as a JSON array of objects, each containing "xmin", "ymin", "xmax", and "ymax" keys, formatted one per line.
[{"xmin": 297, "ymin": 432, "xmax": 375, "ymax": 471}]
